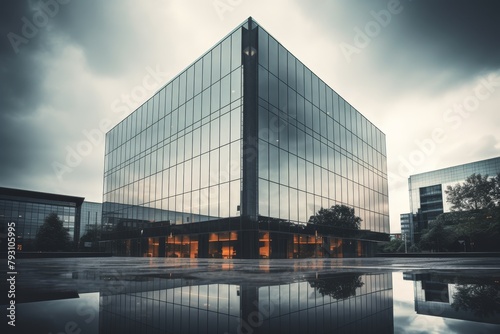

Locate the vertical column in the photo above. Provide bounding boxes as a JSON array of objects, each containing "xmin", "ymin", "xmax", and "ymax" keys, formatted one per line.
[{"xmin": 240, "ymin": 18, "xmax": 260, "ymax": 258}]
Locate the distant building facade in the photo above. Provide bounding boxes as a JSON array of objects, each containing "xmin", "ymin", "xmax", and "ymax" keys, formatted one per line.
[
  {"xmin": 0, "ymin": 187, "xmax": 84, "ymax": 251},
  {"xmin": 408, "ymin": 156, "xmax": 500, "ymax": 243},
  {"xmin": 80, "ymin": 201, "xmax": 102, "ymax": 238},
  {"xmin": 405, "ymin": 273, "xmax": 500, "ymax": 324},
  {"xmin": 101, "ymin": 18, "xmax": 389, "ymax": 258},
  {"xmin": 399, "ymin": 213, "xmax": 413, "ymax": 245}
]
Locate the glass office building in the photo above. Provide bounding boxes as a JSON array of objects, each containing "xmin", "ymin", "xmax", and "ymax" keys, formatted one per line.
[
  {"xmin": 101, "ymin": 17, "xmax": 389, "ymax": 258},
  {"xmin": 408, "ymin": 156, "xmax": 500, "ymax": 242},
  {"xmin": 0, "ymin": 187, "xmax": 83, "ymax": 251}
]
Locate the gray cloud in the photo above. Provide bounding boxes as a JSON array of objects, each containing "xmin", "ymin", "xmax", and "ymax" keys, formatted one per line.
[{"xmin": 296, "ymin": 0, "xmax": 500, "ymax": 95}]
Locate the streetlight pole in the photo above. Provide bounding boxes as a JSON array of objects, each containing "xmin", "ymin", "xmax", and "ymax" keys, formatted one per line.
[{"xmin": 404, "ymin": 233, "xmax": 408, "ymax": 254}]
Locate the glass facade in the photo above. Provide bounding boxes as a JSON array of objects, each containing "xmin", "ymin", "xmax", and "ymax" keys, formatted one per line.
[
  {"xmin": 101, "ymin": 18, "xmax": 389, "ymax": 258},
  {"xmin": 99, "ymin": 272, "xmax": 393, "ymax": 333},
  {"xmin": 256, "ymin": 26, "xmax": 388, "ymax": 232},
  {"xmin": 408, "ymin": 156, "xmax": 500, "ymax": 242},
  {"xmin": 399, "ymin": 213, "xmax": 413, "ymax": 245},
  {"xmin": 80, "ymin": 201, "xmax": 102, "ymax": 238},
  {"xmin": 0, "ymin": 187, "xmax": 83, "ymax": 251},
  {"xmin": 103, "ymin": 25, "xmax": 243, "ymax": 225}
]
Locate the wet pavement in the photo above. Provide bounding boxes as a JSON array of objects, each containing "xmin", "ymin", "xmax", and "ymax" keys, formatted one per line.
[{"xmin": 4, "ymin": 257, "xmax": 500, "ymax": 333}]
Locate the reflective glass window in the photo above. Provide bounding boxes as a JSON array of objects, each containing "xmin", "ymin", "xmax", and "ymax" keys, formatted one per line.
[
  {"xmin": 268, "ymin": 36, "xmax": 278, "ymax": 76},
  {"xmin": 230, "ymin": 141, "xmax": 240, "ymax": 181},
  {"xmin": 194, "ymin": 60, "xmax": 203, "ymax": 95},
  {"xmin": 278, "ymin": 44, "xmax": 287, "ymax": 82},
  {"xmin": 203, "ymin": 53, "xmax": 211, "ymax": 90},
  {"xmin": 179, "ymin": 71, "xmax": 187, "ymax": 106},
  {"xmin": 211, "ymin": 45, "xmax": 221, "ymax": 83},
  {"xmin": 230, "ymin": 68, "xmax": 241, "ymax": 102},
  {"xmin": 258, "ymin": 29, "xmax": 269, "ymax": 71},
  {"xmin": 231, "ymin": 29, "xmax": 241, "ymax": 71},
  {"xmin": 220, "ymin": 74, "xmax": 230, "ymax": 108},
  {"xmin": 221, "ymin": 37, "xmax": 231, "ymax": 78},
  {"xmin": 259, "ymin": 178, "xmax": 269, "ymax": 216},
  {"xmin": 258, "ymin": 66, "xmax": 268, "ymax": 101},
  {"xmin": 268, "ymin": 73, "xmax": 279, "ymax": 107},
  {"xmin": 210, "ymin": 119, "xmax": 219, "ymax": 150}
]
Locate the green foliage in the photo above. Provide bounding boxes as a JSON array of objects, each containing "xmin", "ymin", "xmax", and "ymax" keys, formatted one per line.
[
  {"xmin": 79, "ymin": 225, "xmax": 101, "ymax": 251},
  {"xmin": 445, "ymin": 173, "xmax": 498, "ymax": 211},
  {"xmin": 311, "ymin": 205, "xmax": 362, "ymax": 230},
  {"xmin": 408, "ymin": 244, "xmax": 420, "ymax": 252},
  {"xmin": 434, "ymin": 173, "xmax": 500, "ymax": 252},
  {"xmin": 492, "ymin": 173, "xmax": 500, "ymax": 206},
  {"xmin": 378, "ymin": 238, "xmax": 405, "ymax": 253},
  {"xmin": 309, "ymin": 274, "xmax": 364, "ymax": 300},
  {"xmin": 452, "ymin": 283, "xmax": 500, "ymax": 318},
  {"xmin": 35, "ymin": 213, "xmax": 71, "ymax": 252},
  {"xmin": 422, "ymin": 206, "xmax": 500, "ymax": 252},
  {"xmin": 419, "ymin": 220, "xmax": 456, "ymax": 252}
]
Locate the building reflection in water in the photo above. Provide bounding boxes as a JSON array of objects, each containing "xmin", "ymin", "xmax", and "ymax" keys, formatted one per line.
[
  {"xmin": 98, "ymin": 272, "xmax": 393, "ymax": 333},
  {"xmin": 404, "ymin": 273, "xmax": 500, "ymax": 325}
]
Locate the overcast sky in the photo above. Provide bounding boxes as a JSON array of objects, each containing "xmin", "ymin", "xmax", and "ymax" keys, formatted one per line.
[{"xmin": 1, "ymin": 0, "xmax": 500, "ymax": 233}]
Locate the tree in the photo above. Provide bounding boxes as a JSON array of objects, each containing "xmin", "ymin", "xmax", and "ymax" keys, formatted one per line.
[
  {"xmin": 79, "ymin": 225, "xmax": 101, "ymax": 251},
  {"xmin": 309, "ymin": 274, "xmax": 364, "ymax": 300},
  {"xmin": 378, "ymin": 238, "xmax": 405, "ymax": 253},
  {"xmin": 36, "ymin": 213, "xmax": 71, "ymax": 251},
  {"xmin": 445, "ymin": 173, "xmax": 495, "ymax": 211},
  {"xmin": 419, "ymin": 220, "xmax": 456, "ymax": 252},
  {"xmin": 310, "ymin": 205, "xmax": 362, "ymax": 230},
  {"xmin": 491, "ymin": 173, "xmax": 500, "ymax": 206},
  {"xmin": 452, "ymin": 283, "xmax": 500, "ymax": 318}
]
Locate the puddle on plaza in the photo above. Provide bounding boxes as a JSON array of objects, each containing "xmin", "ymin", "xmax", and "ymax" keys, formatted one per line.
[{"xmin": 7, "ymin": 268, "xmax": 500, "ymax": 333}]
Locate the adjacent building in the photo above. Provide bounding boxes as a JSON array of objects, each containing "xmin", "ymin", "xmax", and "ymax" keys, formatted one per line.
[
  {"xmin": 101, "ymin": 17, "xmax": 389, "ymax": 258},
  {"xmin": 399, "ymin": 213, "xmax": 413, "ymax": 245},
  {"xmin": 0, "ymin": 187, "xmax": 84, "ymax": 251},
  {"xmin": 405, "ymin": 273, "xmax": 500, "ymax": 324},
  {"xmin": 407, "ymin": 156, "xmax": 500, "ymax": 243}
]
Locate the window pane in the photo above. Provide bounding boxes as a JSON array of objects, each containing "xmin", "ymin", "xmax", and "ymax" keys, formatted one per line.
[
  {"xmin": 229, "ymin": 180, "xmax": 240, "ymax": 216},
  {"xmin": 259, "ymin": 178, "xmax": 269, "ymax": 217},
  {"xmin": 220, "ymin": 182, "xmax": 230, "ymax": 217},
  {"xmin": 258, "ymin": 28, "xmax": 268, "ymax": 69},
  {"xmin": 230, "ymin": 107, "xmax": 241, "ymax": 142},
  {"xmin": 210, "ymin": 119, "xmax": 219, "ymax": 150},
  {"xmin": 231, "ymin": 29, "xmax": 241, "ymax": 71},
  {"xmin": 211, "ymin": 81, "xmax": 220, "ymax": 113},
  {"xmin": 192, "ymin": 156, "xmax": 200, "ymax": 190},
  {"xmin": 209, "ymin": 149, "xmax": 219, "ymax": 186},
  {"xmin": 230, "ymin": 140, "xmax": 240, "ymax": 181},
  {"xmin": 258, "ymin": 140, "xmax": 269, "ymax": 180},
  {"xmin": 221, "ymin": 37, "xmax": 231, "ymax": 77},
  {"xmin": 220, "ymin": 112, "xmax": 230, "ymax": 146},
  {"xmin": 278, "ymin": 44, "xmax": 287, "ymax": 82},
  {"xmin": 200, "ymin": 153, "xmax": 209, "ymax": 188},
  {"xmin": 219, "ymin": 144, "xmax": 230, "ymax": 185},
  {"xmin": 231, "ymin": 68, "xmax": 241, "ymax": 102},
  {"xmin": 203, "ymin": 53, "xmax": 211, "ymax": 90},
  {"xmin": 221, "ymin": 74, "xmax": 231, "ymax": 108},
  {"xmin": 212, "ymin": 45, "xmax": 221, "ymax": 84},
  {"xmin": 194, "ymin": 60, "xmax": 203, "ymax": 95},
  {"xmin": 258, "ymin": 66, "xmax": 268, "ymax": 101},
  {"xmin": 268, "ymin": 36, "xmax": 278, "ymax": 77}
]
